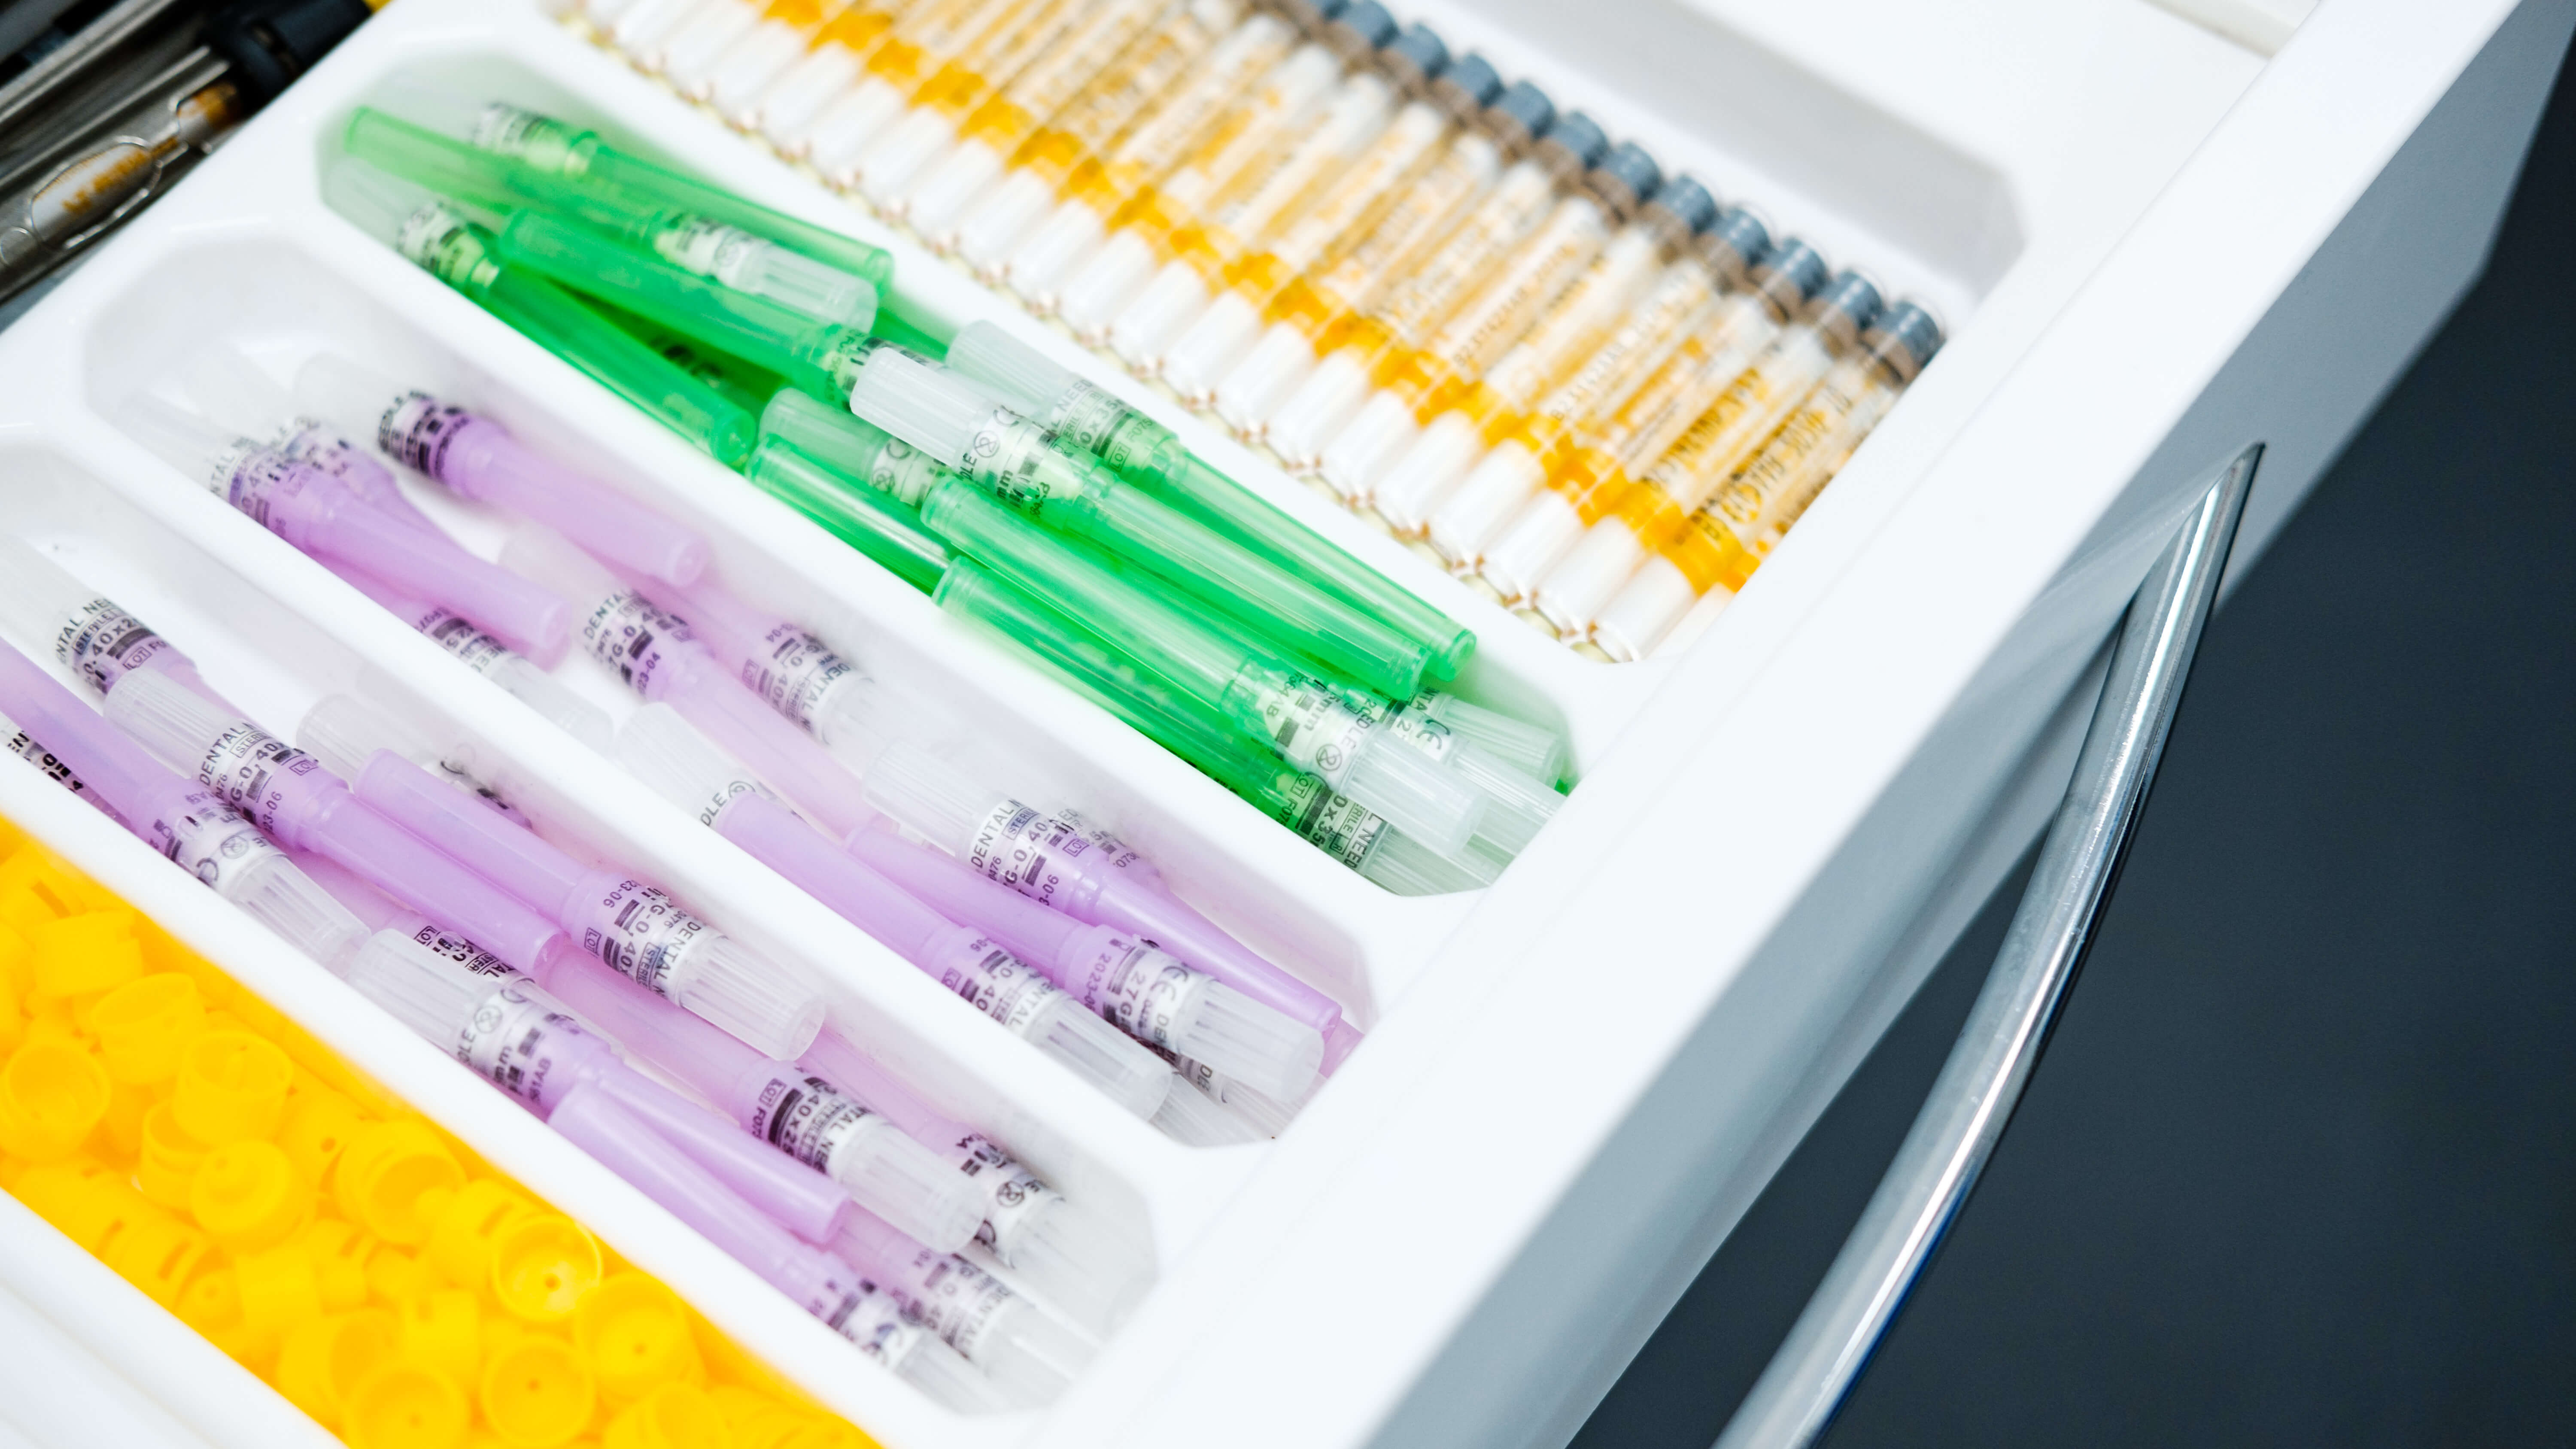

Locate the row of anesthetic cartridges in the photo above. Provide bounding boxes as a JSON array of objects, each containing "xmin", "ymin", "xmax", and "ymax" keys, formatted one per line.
[{"xmin": 568, "ymin": 0, "xmax": 1947, "ymax": 659}]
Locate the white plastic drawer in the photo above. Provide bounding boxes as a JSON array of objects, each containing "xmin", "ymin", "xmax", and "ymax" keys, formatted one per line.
[{"xmin": 0, "ymin": 0, "xmax": 2559, "ymax": 1445}]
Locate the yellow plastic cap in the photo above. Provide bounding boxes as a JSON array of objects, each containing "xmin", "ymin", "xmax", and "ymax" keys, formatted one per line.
[
  {"xmin": 489, "ymin": 1214, "xmax": 602, "ymax": 1323},
  {"xmin": 235, "ymin": 1240, "xmax": 328, "ymax": 1337},
  {"xmin": 173, "ymin": 1031, "xmax": 294, "ymax": 1145},
  {"xmin": 400, "ymin": 1286, "xmax": 485, "ymax": 1387},
  {"xmin": 277, "ymin": 1308, "xmax": 402, "ymax": 1430},
  {"xmin": 576, "ymin": 1274, "xmax": 703, "ymax": 1405},
  {"xmin": 369, "ymin": 1242, "xmax": 445, "ymax": 1306},
  {"xmin": 177, "ymin": 1267, "xmax": 282, "ymax": 1367},
  {"xmin": 27, "ymin": 908, "xmax": 143, "ymax": 1001},
  {"xmin": 101, "ymin": 1209, "xmax": 213, "ymax": 1308},
  {"xmin": 278, "ymin": 1077, "xmax": 368, "ymax": 1185},
  {"xmin": 191, "ymin": 1139, "xmax": 312, "ymax": 1253},
  {"xmin": 0, "ymin": 1040, "xmax": 112, "ymax": 1160},
  {"xmin": 336, "ymin": 1120, "xmax": 465, "ymax": 1245},
  {"xmin": 89, "ymin": 973, "xmax": 206, "ymax": 1085},
  {"xmin": 345, "ymin": 1361, "xmax": 471, "ymax": 1449},
  {"xmin": 139, "ymin": 1101, "xmax": 213, "ymax": 1210},
  {"xmin": 425, "ymin": 1179, "xmax": 538, "ymax": 1288},
  {"xmin": 709, "ymin": 1386, "xmax": 863, "ymax": 1449},
  {"xmin": 480, "ymin": 1334, "xmax": 598, "ymax": 1447},
  {"xmin": 604, "ymin": 1383, "xmax": 733, "ymax": 1449}
]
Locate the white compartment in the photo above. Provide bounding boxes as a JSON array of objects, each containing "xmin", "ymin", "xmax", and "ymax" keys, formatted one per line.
[{"xmin": 0, "ymin": 0, "xmax": 2559, "ymax": 1444}]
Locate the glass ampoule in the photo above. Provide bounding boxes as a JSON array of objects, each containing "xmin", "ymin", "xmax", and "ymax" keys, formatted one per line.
[
  {"xmin": 1047, "ymin": 0, "xmax": 1365, "ymax": 341},
  {"xmin": 1259, "ymin": 107, "xmax": 1604, "ymax": 475},
  {"xmin": 738, "ymin": 0, "xmax": 934, "ymax": 146},
  {"xmin": 1209, "ymin": 74, "xmax": 1546, "ymax": 438},
  {"xmin": 826, "ymin": 0, "xmax": 1103, "ymax": 197},
  {"xmin": 994, "ymin": 0, "xmax": 1299, "ymax": 306},
  {"xmin": 1316, "ymin": 138, "xmax": 1662, "ymax": 506},
  {"xmin": 947, "ymin": 0, "xmax": 1248, "ymax": 268},
  {"xmin": 1100, "ymin": 6, "xmax": 1413, "ymax": 373},
  {"xmin": 1483, "ymin": 234, "xmax": 1829, "ymax": 609},
  {"xmin": 1158, "ymin": 45, "xmax": 1501, "ymax": 407},
  {"xmin": 794, "ymin": 0, "xmax": 1045, "ymax": 185},
  {"xmin": 663, "ymin": 0, "xmax": 852, "ymax": 109},
  {"xmin": 857, "ymin": 0, "xmax": 1168, "ymax": 220},
  {"xmin": 1412, "ymin": 181, "xmax": 1733, "ymax": 562},
  {"xmin": 1591, "ymin": 301, "xmax": 1941, "ymax": 661},
  {"xmin": 1533, "ymin": 270, "xmax": 1884, "ymax": 644}
]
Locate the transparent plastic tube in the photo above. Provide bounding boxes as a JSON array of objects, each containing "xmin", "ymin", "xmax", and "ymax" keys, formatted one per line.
[
  {"xmin": 100, "ymin": 669, "xmax": 570, "ymax": 972},
  {"xmin": 933, "ymin": 559, "xmax": 1495, "ymax": 901},
  {"xmin": 613, "ymin": 705, "xmax": 1178, "ymax": 1120},
  {"xmin": 798, "ymin": 1029, "xmax": 1152, "ymax": 1328},
  {"xmin": 498, "ymin": 525, "xmax": 880, "ymax": 836},
  {"xmin": 1160, "ymin": 1045, "xmax": 1305, "ymax": 1136},
  {"xmin": 321, "ymin": 162, "xmax": 759, "ymax": 467},
  {"xmin": 742, "ymin": 437, "xmax": 953, "ymax": 594},
  {"xmin": 343, "ymin": 748, "xmax": 829, "ymax": 1060},
  {"xmin": 177, "ymin": 346, "xmax": 448, "ymax": 540},
  {"xmin": 0, "ymin": 539, "xmax": 220, "ymax": 704},
  {"xmin": 317, "ymin": 561, "xmax": 616, "ymax": 749},
  {"xmin": 491, "ymin": 210, "xmax": 877, "ymax": 402},
  {"xmin": 844, "ymin": 827, "xmax": 1322, "ymax": 1098},
  {"xmin": 1148, "ymin": 1073, "xmax": 1263, "ymax": 1145},
  {"xmin": 297, "ymin": 691, "xmax": 538, "ymax": 836},
  {"xmin": 350, "ymin": 87, "xmax": 896, "ymax": 287},
  {"xmin": 829, "ymin": 1206, "xmax": 1096, "ymax": 1404},
  {"xmin": 339, "ymin": 927, "xmax": 857, "ymax": 1249},
  {"xmin": 848, "ymin": 349, "xmax": 1436, "ymax": 698},
  {"xmin": 543, "ymin": 953, "xmax": 986, "ymax": 1251},
  {"xmin": 117, "ymin": 395, "xmax": 575, "ymax": 662},
  {"xmin": 849, "ymin": 735, "xmax": 1372, "ymax": 1058},
  {"xmin": 292, "ymin": 352, "xmax": 712, "ymax": 588},
  {"xmin": 0, "ymin": 639, "xmax": 371, "ymax": 968},
  {"xmin": 540, "ymin": 1084, "xmax": 1011, "ymax": 1412},
  {"xmin": 637, "ymin": 571, "xmax": 907, "ymax": 767},
  {"xmin": 916, "ymin": 481, "xmax": 1487, "ymax": 854},
  {"xmin": 943, "ymin": 322, "xmax": 1473, "ymax": 678}
]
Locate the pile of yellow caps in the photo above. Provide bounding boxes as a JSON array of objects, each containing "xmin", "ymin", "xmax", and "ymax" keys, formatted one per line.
[{"xmin": 0, "ymin": 816, "xmax": 876, "ymax": 1449}]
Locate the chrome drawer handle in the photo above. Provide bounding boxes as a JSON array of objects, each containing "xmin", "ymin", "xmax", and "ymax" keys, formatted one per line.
[{"xmin": 1714, "ymin": 443, "xmax": 2262, "ymax": 1449}]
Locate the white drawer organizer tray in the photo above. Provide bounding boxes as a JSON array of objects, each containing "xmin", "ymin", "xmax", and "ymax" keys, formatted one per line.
[{"xmin": 0, "ymin": 0, "xmax": 2562, "ymax": 1446}]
